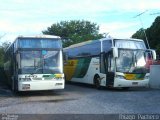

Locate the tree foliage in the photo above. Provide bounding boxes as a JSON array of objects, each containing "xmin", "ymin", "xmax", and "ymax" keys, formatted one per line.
[
  {"xmin": 42, "ymin": 20, "xmax": 103, "ymax": 47},
  {"xmin": 0, "ymin": 41, "xmax": 10, "ymax": 67},
  {"xmin": 132, "ymin": 16, "xmax": 160, "ymax": 53},
  {"xmin": 0, "ymin": 48, "xmax": 4, "ymax": 67},
  {"xmin": 132, "ymin": 28, "xmax": 146, "ymax": 40}
]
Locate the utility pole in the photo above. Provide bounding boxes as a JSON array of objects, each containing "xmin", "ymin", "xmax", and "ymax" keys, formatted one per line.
[
  {"xmin": 133, "ymin": 10, "xmax": 150, "ymax": 49},
  {"xmin": 150, "ymin": 12, "xmax": 160, "ymax": 15}
]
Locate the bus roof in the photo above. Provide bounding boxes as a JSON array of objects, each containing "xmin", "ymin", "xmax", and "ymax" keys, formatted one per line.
[
  {"xmin": 17, "ymin": 35, "xmax": 61, "ymax": 39},
  {"xmin": 64, "ymin": 37, "xmax": 144, "ymax": 50},
  {"xmin": 5, "ymin": 35, "xmax": 61, "ymax": 52}
]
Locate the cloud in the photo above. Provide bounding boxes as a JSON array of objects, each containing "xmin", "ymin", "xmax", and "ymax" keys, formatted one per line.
[
  {"xmin": 0, "ymin": 21, "xmax": 39, "ymax": 33},
  {"xmin": 99, "ymin": 22, "xmax": 139, "ymax": 37},
  {"xmin": 0, "ymin": 0, "xmax": 160, "ymax": 43},
  {"xmin": 95, "ymin": 0, "xmax": 160, "ymax": 12},
  {"xmin": 2, "ymin": 0, "xmax": 159, "ymax": 17},
  {"xmin": 99, "ymin": 22, "xmax": 138, "ymax": 33},
  {"xmin": 0, "ymin": 19, "xmax": 53, "ymax": 43},
  {"xmin": 122, "ymin": 0, "xmax": 160, "ymax": 11}
]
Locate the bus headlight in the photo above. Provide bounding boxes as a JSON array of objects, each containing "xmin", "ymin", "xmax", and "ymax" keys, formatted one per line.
[
  {"xmin": 54, "ymin": 74, "xmax": 64, "ymax": 80},
  {"xmin": 144, "ymin": 75, "xmax": 150, "ymax": 79},
  {"xmin": 115, "ymin": 75, "xmax": 125, "ymax": 79},
  {"xmin": 19, "ymin": 78, "xmax": 31, "ymax": 81},
  {"xmin": 55, "ymin": 74, "xmax": 64, "ymax": 78}
]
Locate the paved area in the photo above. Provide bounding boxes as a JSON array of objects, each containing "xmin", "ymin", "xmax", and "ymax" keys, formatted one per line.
[{"xmin": 0, "ymin": 83, "xmax": 160, "ymax": 114}]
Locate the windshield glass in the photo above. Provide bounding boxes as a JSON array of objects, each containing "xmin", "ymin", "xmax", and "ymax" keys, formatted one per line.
[
  {"xmin": 20, "ymin": 50, "xmax": 62, "ymax": 74},
  {"xmin": 115, "ymin": 39, "xmax": 146, "ymax": 49},
  {"xmin": 116, "ymin": 49, "xmax": 149, "ymax": 73},
  {"xmin": 19, "ymin": 38, "xmax": 62, "ymax": 49}
]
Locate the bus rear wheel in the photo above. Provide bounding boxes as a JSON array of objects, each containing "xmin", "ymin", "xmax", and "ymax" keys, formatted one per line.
[{"xmin": 94, "ymin": 75, "xmax": 101, "ymax": 89}]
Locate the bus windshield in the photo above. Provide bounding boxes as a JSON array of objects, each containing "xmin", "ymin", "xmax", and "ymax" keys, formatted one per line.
[
  {"xmin": 115, "ymin": 39, "xmax": 146, "ymax": 49},
  {"xmin": 19, "ymin": 38, "xmax": 62, "ymax": 49},
  {"xmin": 116, "ymin": 49, "xmax": 149, "ymax": 73},
  {"xmin": 20, "ymin": 50, "xmax": 62, "ymax": 74}
]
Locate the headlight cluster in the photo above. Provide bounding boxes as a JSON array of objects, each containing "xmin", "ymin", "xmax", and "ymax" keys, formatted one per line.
[
  {"xmin": 54, "ymin": 77, "xmax": 64, "ymax": 80},
  {"xmin": 144, "ymin": 75, "xmax": 150, "ymax": 79},
  {"xmin": 19, "ymin": 78, "xmax": 31, "ymax": 81},
  {"xmin": 115, "ymin": 75, "xmax": 125, "ymax": 79},
  {"xmin": 50, "ymin": 74, "xmax": 64, "ymax": 80},
  {"xmin": 54, "ymin": 74, "xmax": 64, "ymax": 78}
]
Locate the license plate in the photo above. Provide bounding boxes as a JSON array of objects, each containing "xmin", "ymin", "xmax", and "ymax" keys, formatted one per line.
[{"xmin": 132, "ymin": 82, "xmax": 138, "ymax": 85}]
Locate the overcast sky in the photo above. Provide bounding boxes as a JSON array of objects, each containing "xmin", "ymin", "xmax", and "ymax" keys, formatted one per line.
[{"xmin": 0, "ymin": 0, "xmax": 160, "ymax": 43}]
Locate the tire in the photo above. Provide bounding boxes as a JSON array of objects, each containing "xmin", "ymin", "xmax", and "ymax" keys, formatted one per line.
[{"xmin": 94, "ymin": 75, "xmax": 101, "ymax": 89}]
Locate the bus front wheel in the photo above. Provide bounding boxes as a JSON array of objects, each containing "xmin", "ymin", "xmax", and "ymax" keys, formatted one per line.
[{"xmin": 94, "ymin": 75, "xmax": 101, "ymax": 89}]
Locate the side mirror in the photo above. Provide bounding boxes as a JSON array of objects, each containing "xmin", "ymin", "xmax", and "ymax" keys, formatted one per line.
[
  {"xmin": 150, "ymin": 49, "xmax": 156, "ymax": 60},
  {"xmin": 112, "ymin": 47, "xmax": 118, "ymax": 58}
]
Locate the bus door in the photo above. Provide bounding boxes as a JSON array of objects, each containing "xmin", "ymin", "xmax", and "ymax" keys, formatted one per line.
[
  {"xmin": 106, "ymin": 51, "xmax": 114, "ymax": 87},
  {"xmin": 100, "ymin": 51, "xmax": 114, "ymax": 87},
  {"xmin": 100, "ymin": 52, "xmax": 106, "ymax": 74}
]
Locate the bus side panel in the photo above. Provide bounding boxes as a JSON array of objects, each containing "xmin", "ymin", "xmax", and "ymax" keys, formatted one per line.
[
  {"xmin": 65, "ymin": 57, "xmax": 106, "ymax": 86},
  {"xmin": 64, "ymin": 57, "xmax": 92, "ymax": 83},
  {"xmin": 64, "ymin": 60, "xmax": 78, "ymax": 81}
]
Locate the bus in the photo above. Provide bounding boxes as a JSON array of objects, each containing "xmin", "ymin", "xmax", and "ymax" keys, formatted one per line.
[
  {"xmin": 64, "ymin": 37, "xmax": 156, "ymax": 89},
  {"xmin": 4, "ymin": 35, "xmax": 64, "ymax": 92}
]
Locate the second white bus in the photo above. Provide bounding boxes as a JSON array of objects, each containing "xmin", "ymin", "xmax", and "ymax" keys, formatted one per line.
[{"xmin": 64, "ymin": 37, "xmax": 156, "ymax": 89}]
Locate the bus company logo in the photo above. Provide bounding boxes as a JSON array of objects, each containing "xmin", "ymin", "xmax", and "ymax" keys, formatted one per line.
[{"xmin": 25, "ymin": 75, "xmax": 37, "ymax": 78}]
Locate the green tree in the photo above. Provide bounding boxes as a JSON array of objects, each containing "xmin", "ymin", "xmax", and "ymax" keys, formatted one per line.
[
  {"xmin": 42, "ymin": 20, "xmax": 103, "ymax": 47},
  {"xmin": 0, "ymin": 41, "xmax": 10, "ymax": 67},
  {"xmin": 148, "ymin": 16, "xmax": 160, "ymax": 52},
  {"xmin": 1, "ymin": 41, "xmax": 11, "ymax": 50},
  {"xmin": 132, "ymin": 28, "xmax": 150, "ymax": 48},
  {"xmin": 0, "ymin": 47, "xmax": 4, "ymax": 67},
  {"xmin": 132, "ymin": 16, "xmax": 160, "ymax": 53},
  {"xmin": 132, "ymin": 28, "xmax": 145, "ymax": 40}
]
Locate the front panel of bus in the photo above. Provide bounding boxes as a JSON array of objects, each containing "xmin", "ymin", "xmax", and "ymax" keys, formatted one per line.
[
  {"xmin": 114, "ymin": 49, "xmax": 150, "ymax": 88},
  {"xmin": 16, "ymin": 38, "xmax": 64, "ymax": 91},
  {"xmin": 111, "ymin": 39, "xmax": 150, "ymax": 88}
]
